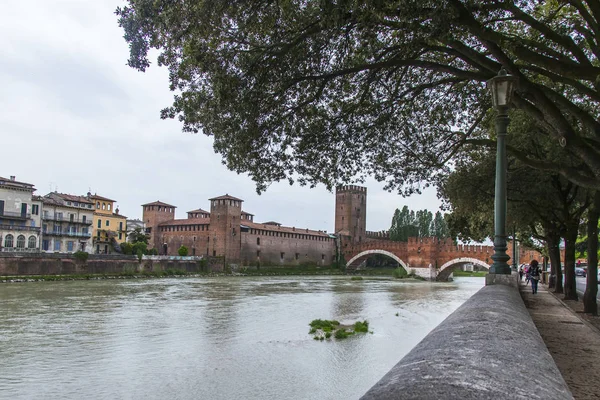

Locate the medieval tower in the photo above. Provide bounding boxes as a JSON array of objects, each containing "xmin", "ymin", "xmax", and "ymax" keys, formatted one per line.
[
  {"xmin": 142, "ymin": 201, "xmax": 176, "ymax": 252},
  {"xmin": 208, "ymin": 194, "xmax": 242, "ymax": 262},
  {"xmin": 334, "ymin": 185, "xmax": 367, "ymax": 244}
]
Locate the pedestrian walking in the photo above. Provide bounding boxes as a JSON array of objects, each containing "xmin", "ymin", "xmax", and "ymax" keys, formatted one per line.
[
  {"xmin": 530, "ymin": 260, "xmax": 541, "ymax": 294},
  {"xmin": 519, "ymin": 265, "xmax": 524, "ymax": 281}
]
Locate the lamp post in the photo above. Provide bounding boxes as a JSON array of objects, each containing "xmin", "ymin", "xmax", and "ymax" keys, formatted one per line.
[{"xmin": 487, "ymin": 68, "xmax": 516, "ymax": 275}]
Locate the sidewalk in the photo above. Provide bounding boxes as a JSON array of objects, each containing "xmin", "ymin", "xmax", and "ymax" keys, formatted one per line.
[{"xmin": 520, "ymin": 280, "xmax": 600, "ymax": 399}]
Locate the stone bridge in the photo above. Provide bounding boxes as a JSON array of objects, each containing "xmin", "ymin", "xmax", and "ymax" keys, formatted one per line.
[{"xmin": 344, "ymin": 237, "xmax": 502, "ymax": 281}]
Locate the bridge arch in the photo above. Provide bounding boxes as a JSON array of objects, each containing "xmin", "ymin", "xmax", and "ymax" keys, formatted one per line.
[
  {"xmin": 346, "ymin": 250, "xmax": 408, "ymax": 272},
  {"xmin": 437, "ymin": 257, "xmax": 491, "ymax": 281}
]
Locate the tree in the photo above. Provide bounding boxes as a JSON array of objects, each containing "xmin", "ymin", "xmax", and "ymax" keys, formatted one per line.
[
  {"xmin": 117, "ymin": 1, "xmax": 600, "ymax": 194},
  {"xmin": 128, "ymin": 228, "xmax": 148, "ymax": 244},
  {"xmin": 439, "ymin": 146, "xmax": 591, "ymax": 301},
  {"xmin": 178, "ymin": 245, "xmax": 189, "ymax": 256},
  {"xmin": 389, "ymin": 206, "xmax": 418, "ymax": 241},
  {"xmin": 415, "ymin": 210, "xmax": 433, "ymax": 238},
  {"xmin": 431, "ymin": 212, "xmax": 449, "ymax": 239}
]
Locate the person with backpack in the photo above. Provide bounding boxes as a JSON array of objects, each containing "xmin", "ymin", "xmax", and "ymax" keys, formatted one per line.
[{"xmin": 529, "ymin": 259, "xmax": 541, "ymax": 294}]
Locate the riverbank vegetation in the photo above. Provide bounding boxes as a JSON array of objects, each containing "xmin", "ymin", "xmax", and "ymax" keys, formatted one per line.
[
  {"xmin": 309, "ymin": 319, "xmax": 370, "ymax": 340},
  {"xmin": 452, "ymin": 271, "xmax": 488, "ymax": 277}
]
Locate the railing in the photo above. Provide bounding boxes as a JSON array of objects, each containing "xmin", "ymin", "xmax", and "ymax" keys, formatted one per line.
[
  {"xmin": 1, "ymin": 247, "xmax": 39, "ymax": 253},
  {"xmin": 42, "ymin": 231, "xmax": 92, "ymax": 238},
  {"xmin": 0, "ymin": 211, "xmax": 30, "ymax": 219},
  {"xmin": 0, "ymin": 224, "xmax": 40, "ymax": 232},
  {"xmin": 41, "ymin": 215, "xmax": 93, "ymax": 225},
  {"xmin": 93, "ymin": 236, "xmax": 111, "ymax": 243}
]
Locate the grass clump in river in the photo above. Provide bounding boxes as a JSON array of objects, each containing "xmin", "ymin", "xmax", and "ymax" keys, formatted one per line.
[
  {"xmin": 309, "ymin": 319, "xmax": 370, "ymax": 340},
  {"xmin": 350, "ymin": 276, "xmax": 363, "ymax": 281}
]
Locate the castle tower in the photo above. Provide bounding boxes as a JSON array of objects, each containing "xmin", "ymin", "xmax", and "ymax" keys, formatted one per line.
[
  {"xmin": 208, "ymin": 194, "xmax": 243, "ymax": 262},
  {"xmin": 334, "ymin": 185, "xmax": 367, "ymax": 244},
  {"xmin": 142, "ymin": 201, "xmax": 176, "ymax": 252}
]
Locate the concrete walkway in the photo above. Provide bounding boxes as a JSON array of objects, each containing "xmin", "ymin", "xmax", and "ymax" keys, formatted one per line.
[{"xmin": 520, "ymin": 280, "xmax": 600, "ymax": 399}]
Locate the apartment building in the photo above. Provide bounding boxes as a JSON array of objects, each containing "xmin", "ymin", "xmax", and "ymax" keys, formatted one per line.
[
  {"xmin": 0, "ymin": 176, "xmax": 41, "ymax": 252},
  {"xmin": 41, "ymin": 192, "xmax": 94, "ymax": 253}
]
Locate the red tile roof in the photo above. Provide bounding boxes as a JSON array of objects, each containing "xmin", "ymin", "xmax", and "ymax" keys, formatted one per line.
[
  {"xmin": 89, "ymin": 193, "xmax": 116, "ymax": 202},
  {"xmin": 49, "ymin": 192, "xmax": 94, "ymax": 204},
  {"xmin": 242, "ymin": 220, "xmax": 330, "ymax": 237},
  {"xmin": 209, "ymin": 194, "xmax": 244, "ymax": 202},
  {"xmin": 187, "ymin": 208, "xmax": 210, "ymax": 214},
  {"xmin": 142, "ymin": 200, "xmax": 177, "ymax": 207}
]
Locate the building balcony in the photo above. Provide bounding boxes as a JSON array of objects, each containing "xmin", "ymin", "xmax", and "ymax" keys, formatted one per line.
[
  {"xmin": 0, "ymin": 224, "xmax": 41, "ymax": 232},
  {"xmin": 41, "ymin": 215, "xmax": 93, "ymax": 225},
  {"xmin": 43, "ymin": 230, "xmax": 92, "ymax": 238},
  {"xmin": 93, "ymin": 236, "xmax": 111, "ymax": 244},
  {"xmin": 0, "ymin": 211, "xmax": 30, "ymax": 220}
]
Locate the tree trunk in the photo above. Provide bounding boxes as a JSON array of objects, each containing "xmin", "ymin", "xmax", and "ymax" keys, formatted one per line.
[
  {"xmin": 547, "ymin": 245, "xmax": 555, "ymax": 289},
  {"xmin": 563, "ymin": 222, "xmax": 579, "ymax": 301},
  {"xmin": 548, "ymin": 234, "xmax": 563, "ymax": 294},
  {"xmin": 584, "ymin": 192, "xmax": 600, "ymax": 314}
]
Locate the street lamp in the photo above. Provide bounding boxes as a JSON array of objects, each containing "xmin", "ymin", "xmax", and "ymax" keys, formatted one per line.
[{"xmin": 487, "ymin": 68, "xmax": 516, "ymax": 274}]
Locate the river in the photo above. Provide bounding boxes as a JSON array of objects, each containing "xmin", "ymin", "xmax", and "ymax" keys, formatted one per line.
[{"xmin": 0, "ymin": 276, "xmax": 483, "ymax": 399}]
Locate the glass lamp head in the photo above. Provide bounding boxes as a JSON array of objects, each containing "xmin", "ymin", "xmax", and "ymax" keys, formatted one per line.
[{"xmin": 487, "ymin": 68, "xmax": 516, "ymax": 108}]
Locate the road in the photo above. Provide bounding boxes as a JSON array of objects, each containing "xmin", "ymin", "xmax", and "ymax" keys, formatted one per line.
[{"xmin": 575, "ymin": 275, "xmax": 600, "ymax": 299}]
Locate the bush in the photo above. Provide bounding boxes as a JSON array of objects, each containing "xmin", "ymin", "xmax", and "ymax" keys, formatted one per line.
[
  {"xmin": 178, "ymin": 245, "xmax": 189, "ymax": 256},
  {"xmin": 132, "ymin": 242, "xmax": 147, "ymax": 256},
  {"xmin": 392, "ymin": 267, "xmax": 408, "ymax": 278},
  {"xmin": 148, "ymin": 248, "xmax": 158, "ymax": 255},
  {"xmin": 334, "ymin": 329, "xmax": 351, "ymax": 339},
  {"xmin": 351, "ymin": 276, "xmax": 363, "ymax": 281},
  {"xmin": 120, "ymin": 242, "xmax": 133, "ymax": 255},
  {"xmin": 354, "ymin": 320, "xmax": 369, "ymax": 333},
  {"xmin": 73, "ymin": 251, "xmax": 89, "ymax": 262}
]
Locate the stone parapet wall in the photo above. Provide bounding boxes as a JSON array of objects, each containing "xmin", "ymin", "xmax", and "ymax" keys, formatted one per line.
[
  {"xmin": 0, "ymin": 254, "xmax": 223, "ymax": 275},
  {"xmin": 360, "ymin": 284, "xmax": 572, "ymax": 399}
]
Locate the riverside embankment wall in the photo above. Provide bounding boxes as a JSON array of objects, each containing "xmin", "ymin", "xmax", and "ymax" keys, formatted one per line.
[
  {"xmin": 361, "ymin": 283, "xmax": 573, "ymax": 399},
  {"xmin": 0, "ymin": 254, "xmax": 224, "ymax": 275}
]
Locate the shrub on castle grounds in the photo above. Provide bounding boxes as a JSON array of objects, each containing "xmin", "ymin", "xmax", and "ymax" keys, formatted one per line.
[{"xmin": 178, "ymin": 246, "xmax": 189, "ymax": 256}]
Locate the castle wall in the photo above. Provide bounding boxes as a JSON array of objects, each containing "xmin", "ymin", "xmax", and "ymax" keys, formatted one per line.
[
  {"xmin": 240, "ymin": 228, "xmax": 335, "ymax": 266},
  {"xmin": 157, "ymin": 222, "xmax": 210, "ymax": 256}
]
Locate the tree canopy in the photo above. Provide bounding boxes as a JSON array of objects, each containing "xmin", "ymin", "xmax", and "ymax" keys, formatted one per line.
[
  {"xmin": 389, "ymin": 206, "xmax": 448, "ymax": 241},
  {"xmin": 117, "ymin": 1, "xmax": 600, "ymax": 194}
]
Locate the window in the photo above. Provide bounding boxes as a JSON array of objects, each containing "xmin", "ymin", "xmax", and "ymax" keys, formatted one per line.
[
  {"xmin": 257, "ymin": 250, "xmax": 260, "ymax": 258},
  {"xmin": 102, "ymin": 203, "xmax": 106, "ymax": 210},
  {"xmin": 67, "ymin": 241, "xmax": 74, "ymax": 252},
  {"xmin": 108, "ymin": 204, "xmax": 111, "ymax": 211},
  {"xmin": 105, "ymin": 220, "xmax": 109, "ymax": 227},
  {"xmin": 119, "ymin": 222, "xmax": 123, "ymax": 230},
  {"xmin": 257, "ymin": 237, "xmax": 260, "ymax": 245},
  {"xmin": 42, "ymin": 240, "xmax": 49, "ymax": 251},
  {"xmin": 118, "ymin": 233, "xmax": 122, "ymax": 240},
  {"xmin": 82, "ymin": 216, "xmax": 87, "ymax": 224},
  {"xmin": 322, "ymin": 254, "xmax": 325, "ymax": 260},
  {"xmin": 97, "ymin": 202, "xmax": 100, "ymax": 209},
  {"xmin": 74, "ymin": 202, "xmax": 79, "ymax": 207},
  {"xmin": 31, "ymin": 204, "xmax": 39, "ymax": 215},
  {"xmin": 97, "ymin": 219, "xmax": 101, "ymax": 228},
  {"xmin": 70, "ymin": 214, "xmax": 74, "ymax": 222},
  {"xmin": 280, "ymin": 252, "xmax": 284, "ymax": 261},
  {"xmin": 42, "ymin": 224, "xmax": 47, "ymax": 233},
  {"xmin": 4, "ymin": 234, "xmax": 14, "ymax": 248},
  {"xmin": 295, "ymin": 253, "xmax": 299, "ymax": 260},
  {"xmin": 54, "ymin": 241, "xmax": 61, "ymax": 251},
  {"xmin": 66, "ymin": 201, "xmax": 71, "ymax": 206}
]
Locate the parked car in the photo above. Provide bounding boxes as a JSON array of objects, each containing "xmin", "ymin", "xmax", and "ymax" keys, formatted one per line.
[{"xmin": 575, "ymin": 267, "xmax": 587, "ymax": 277}]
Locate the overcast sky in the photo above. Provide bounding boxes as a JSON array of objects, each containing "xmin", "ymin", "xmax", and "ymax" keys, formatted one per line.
[{"xmin": 1, "ymin": 0, "xmax": 442, "ymax": 233}]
